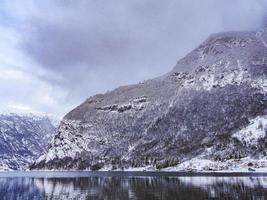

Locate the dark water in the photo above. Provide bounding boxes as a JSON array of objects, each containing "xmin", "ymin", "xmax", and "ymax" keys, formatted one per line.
[{"xmin": 0, "ymin": 172, "xmax": 266, "ymax": 200}]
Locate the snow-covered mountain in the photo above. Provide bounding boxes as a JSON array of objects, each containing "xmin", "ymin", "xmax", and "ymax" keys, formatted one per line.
[
  {"xmin": 0, "ymin": 113, "xmax": 56, "ymax": 170},
  {"xmin": 32, "ymin": 23, "xmax": 267, "ymax": 171}
]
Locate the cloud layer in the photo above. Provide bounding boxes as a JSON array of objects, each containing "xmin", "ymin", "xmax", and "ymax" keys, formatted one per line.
[{"xmin": 1, "ymin": 0, "xmax": 267, "ymax": 116}]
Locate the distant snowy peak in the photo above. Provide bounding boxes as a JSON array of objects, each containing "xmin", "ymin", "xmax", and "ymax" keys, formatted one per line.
[
  {"xmin": 0, "ymin": 113, "xmax": 57, "ymax": 170},
  {"xmin": 0, "ymin": 112, "xmax": 61, "ymax": 127}
]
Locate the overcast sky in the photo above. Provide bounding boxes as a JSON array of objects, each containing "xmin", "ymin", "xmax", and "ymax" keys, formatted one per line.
[{"xmin": 1, "ymin": 0, "xmax": 267, "ymax": 117}]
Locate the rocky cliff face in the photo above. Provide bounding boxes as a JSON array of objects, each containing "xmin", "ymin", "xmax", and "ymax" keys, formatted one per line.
[
  {"xmin": 32, "ymin": 26, "xmax": 267, "ymax": 171},
  {"xmin": 0, "ymin": 113, "xmax": 56, "ymax": 170}
]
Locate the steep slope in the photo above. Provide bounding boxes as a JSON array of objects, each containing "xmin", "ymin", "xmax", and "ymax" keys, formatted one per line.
[
  {"xmin": 0, "ymin": 113, "xmax": 56, "ymax": 170},
  {"xmin": 32, "ymin": 27, "xmax": 267, "ymax": 171}
]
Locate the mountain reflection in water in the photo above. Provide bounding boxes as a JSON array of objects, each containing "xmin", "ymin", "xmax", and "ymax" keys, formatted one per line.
[{"xmin": 0, "ymin": 174, "xmax": 266, "ymax": 200}]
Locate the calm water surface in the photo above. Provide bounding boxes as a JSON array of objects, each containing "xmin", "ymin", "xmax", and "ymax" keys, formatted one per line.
[{"xmin": 0, "ymin": 171, "xmax": 266, "ymax": 200}]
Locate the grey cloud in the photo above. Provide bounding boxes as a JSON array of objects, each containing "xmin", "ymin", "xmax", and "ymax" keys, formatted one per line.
[{"xmin": 15, "ymin": 0, "xmax": 267, "ymax": 106}]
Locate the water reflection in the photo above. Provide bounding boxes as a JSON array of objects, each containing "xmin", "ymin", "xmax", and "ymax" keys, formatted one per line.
[{"xmin": 0, "ymin": 175, "xmax": 266, "ymax": 200}]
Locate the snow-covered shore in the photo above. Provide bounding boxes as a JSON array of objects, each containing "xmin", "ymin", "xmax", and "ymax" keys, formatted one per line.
[{"xmin": 2, "ymin": 156, "xmax": 267, "ymax": 173}]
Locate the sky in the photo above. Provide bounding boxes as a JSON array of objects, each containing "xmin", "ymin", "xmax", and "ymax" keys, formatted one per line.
[{"xmin": 0, "ymin": 0, "xmax": 267, "ymax": 118}]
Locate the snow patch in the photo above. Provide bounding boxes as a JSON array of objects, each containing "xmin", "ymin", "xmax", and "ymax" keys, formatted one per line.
[{"xmin": 232, "ymin": 115, "xmax": 267, "ymax": 147}]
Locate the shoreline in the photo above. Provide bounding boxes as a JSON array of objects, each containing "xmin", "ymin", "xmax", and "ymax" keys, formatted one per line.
[{"xmin": 0, "ymin": 170, "xmax": 267, "ymax": 178}]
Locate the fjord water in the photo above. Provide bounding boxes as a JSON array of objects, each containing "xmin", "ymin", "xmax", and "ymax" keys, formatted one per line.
[{"xmin": 0, "ymin": 172, "xmax": 266, "ymax": 200}]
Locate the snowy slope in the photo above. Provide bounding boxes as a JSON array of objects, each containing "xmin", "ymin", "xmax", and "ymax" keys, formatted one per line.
[
  {"xmin": 0, "ymin": 113, "xmax": 56, "ymax": 170},
  {"xmin": 232, "ymin": 115, "xmax": 267, "ymax": 147}
]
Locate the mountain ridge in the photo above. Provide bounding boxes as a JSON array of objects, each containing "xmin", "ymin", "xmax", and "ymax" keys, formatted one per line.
[{"xmin": 32, "ymin": 26, "xmax": 267, "ymax": 171}]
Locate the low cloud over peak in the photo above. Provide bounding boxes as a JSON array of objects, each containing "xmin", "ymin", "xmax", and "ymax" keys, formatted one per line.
[{"xmin": 1, "ymin": 0, "xmax": 267, "ymax": 116}]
